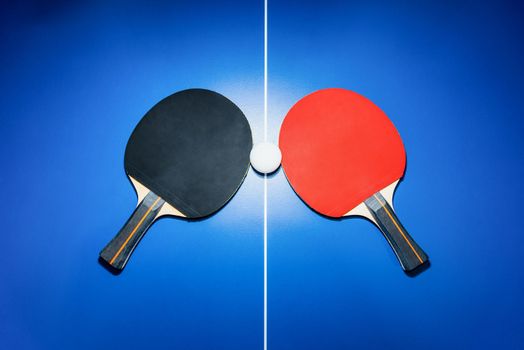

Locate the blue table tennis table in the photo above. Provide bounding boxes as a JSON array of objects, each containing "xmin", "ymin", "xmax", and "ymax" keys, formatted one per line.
[{"xmin": 1, "ymin": 1, "xmax": 523, "ymax": 349}]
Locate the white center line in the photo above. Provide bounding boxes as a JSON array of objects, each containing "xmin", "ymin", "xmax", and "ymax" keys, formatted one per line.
[
  {"xmin": 264, "ymin": 0, "xmax": 268, "ymax": 143},
  {"xmin": 263, "ymin": 1, "xmax": 268, "ymax": 350}
]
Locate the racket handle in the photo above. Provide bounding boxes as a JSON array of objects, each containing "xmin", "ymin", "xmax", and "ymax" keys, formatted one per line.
[
  {"xmin": 364, "ymin": 192, "xmax": 428, "ymax": 272},
  {"xmin": 100, "ymin": 191, "xmax": 165, "ymax": 271}
]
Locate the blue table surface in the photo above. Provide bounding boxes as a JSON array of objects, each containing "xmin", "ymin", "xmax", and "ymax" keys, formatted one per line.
[{"xmin": 1, "ymin": 1, "xmax": 523, "ymax": 349}]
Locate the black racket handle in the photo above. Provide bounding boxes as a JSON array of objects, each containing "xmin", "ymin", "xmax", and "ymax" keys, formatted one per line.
[
  {"xmin": 364, "ymin": 192, "xmax": 428, "ymax": 272},
  {"xmin": 100, "ymin": 191, "xmax": 165, "ymax": 270}
]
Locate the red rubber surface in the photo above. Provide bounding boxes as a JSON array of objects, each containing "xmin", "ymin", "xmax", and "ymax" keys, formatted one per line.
[{"xmin": 279, "ymin": 88, "xmax": 406, "ymax": 217}]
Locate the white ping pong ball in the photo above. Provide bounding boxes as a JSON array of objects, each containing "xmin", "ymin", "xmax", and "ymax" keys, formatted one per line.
[{"xmin": 250, "ymin": 142, "xmax": 282, "ymax": 174}]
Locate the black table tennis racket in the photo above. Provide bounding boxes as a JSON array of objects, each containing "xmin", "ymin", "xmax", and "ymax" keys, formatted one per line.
[{"xmin": 100, "ymin": 89, "xmax": 252, "ymax": 271}]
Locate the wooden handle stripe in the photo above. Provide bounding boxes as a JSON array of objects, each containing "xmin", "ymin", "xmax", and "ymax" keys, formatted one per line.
[
  {"xmin": 109, "ymin": 196, "xmax": 162, "ymax": 265},
  {"xmin": 100, "ymin": 191, "xmax": 166, "ymax": 270},
  {"xmin": 372, "ymin": 194, "xmax": 423, "ymax": 264}
]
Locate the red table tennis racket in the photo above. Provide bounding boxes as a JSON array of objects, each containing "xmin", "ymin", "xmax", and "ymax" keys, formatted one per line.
[
  {"xmin": 100, "ymin": 89, "xmax": 252, "ymax": 271},
  {"xmin": 279, "ymin": 88, "xmax": 428, "ymax": 272}
]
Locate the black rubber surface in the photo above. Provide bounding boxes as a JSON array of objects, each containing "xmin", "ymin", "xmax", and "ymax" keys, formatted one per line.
[{"xmin": 124, "ymin": 89, "xmax": 252, "ymax": 218}]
